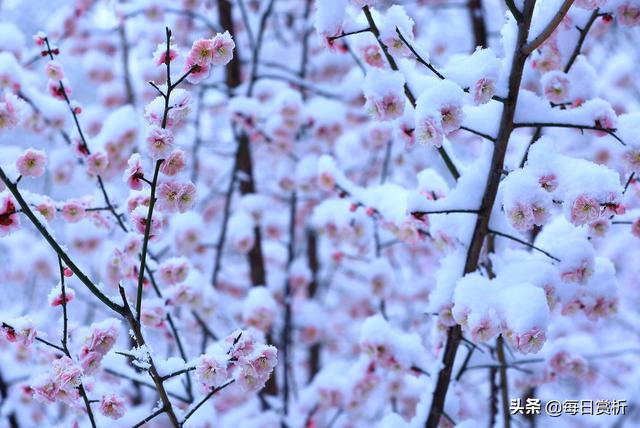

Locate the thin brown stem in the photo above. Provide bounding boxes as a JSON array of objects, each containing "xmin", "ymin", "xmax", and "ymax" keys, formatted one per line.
[
  {"xmin": 496, "ymin": 336, "xmax": 511, "ymax": 428},
  {"xmin": 522, "ymin": 0, "xmax": 575, "ymax": 55}
]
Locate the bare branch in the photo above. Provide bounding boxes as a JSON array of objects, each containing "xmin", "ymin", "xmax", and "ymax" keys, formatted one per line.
[{"xmin": 522, "ymin": 0, "xmax": 575, "ymax": 55}]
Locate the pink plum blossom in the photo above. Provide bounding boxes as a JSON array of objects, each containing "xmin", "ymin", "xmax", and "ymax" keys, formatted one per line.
[
  {"xmin": 123, "ymin": 153, "xmax": 145, "ymax": 190},
  {"xmin": 210, "ymin": 31, "xmax": 235, "ymax": 66},
  {"xmin": 195, "ymin": 353, "xmax": 229, "ymax": 388},
  {"xmin": 99, "ymin": 394, "xmax": 126, "ymax": 420},
  {"xmin": 61, "ymin": 199, "xmax": 87, "ymax": 223},
  {"xmin": 569, "ymin": 194, "xmax": 600, "ymax": 225},
  {"xmin": 0, "ymin": 194, "xmax": 21, "ymax": 236},
  {"xmin": 16, "ymin": 148, "xmax": 47, "ymax": 177},
  {"xmin": 160, "ymin": 149, "xmax": 186, "ymax": 176}
]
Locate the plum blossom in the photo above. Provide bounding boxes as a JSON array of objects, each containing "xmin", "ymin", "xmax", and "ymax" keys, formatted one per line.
[
  {"xmin": 51, "ymin": 357, "xmax": 82, "ymax": 391},
  {"xmin": 31, "ymin": 374, "xmax": 60, "ymax": 404},
  {"xmin": 210, "ymin": 31, "xmax": 235, "ymax": 66},
  {"xmin": 1, "ymin": 316, "xmax": 36, "ymax": 347},
  {"xmin": 48, "ymin": 284, "xmax": 75, "ymax": 307},
  {"xmin": 618, "ymin": 3, "xmax": 640, "ymax": 26},
  {"xmin": 177, "ymin": 182, "xmax": 197, "ymax": 213},
  {"xmin": 0, "ymin": 193, "xmax": 21, "ymax": 236},
  {"xmin": 145, "ymin": 127, "xmax": 174, "ymax": 159},
  {"xmin": 47, "ymin": 78, "xmax": 71, "ymax": 100},
  {"xmin": 152, "ymin": 40, "xmax": 178, "ymax": 66},
  {"xmin": 157, "ymin": 180, "xmax": 182, "ymax": 212},
  {"xmin": 0, "ymin": 93, "xmax": 21, "ymax": 131},
  {"xmin": 548, "ymin": 351, "xmax": 588, "ymax": 378},
  {"xmin": 61, "ymin": 199, "xmax": 87, "ymax": 223},
  {"xmin": 414, "ymin": 113, "xmax": 443, "ymax": 148},
  {"xmin": 471, "ymin": 77, "xmax": 494, "ymax": 104},
  {"xmin": 510, "ymin": 326, "xmax": 546, "ymax": 354},
  {"xmin": 362, "ymin": 69, "xmax": 406, "ymax": 121},
  {"xmin": 86, "ymin": 151, "xmax": 108, "ymax": 176},
  {"xmin": 632, "ymin": 218, "xmax": 640, "ymax": 239},
  {"xmin": 45, "ymin": 60, "xmax": 64, "ymax": 80},
  {"xmin": 195, "ymin": 352, "xmax": 230, "ymax": 388},
  {"xmin": 158, "ymin": 257, "xmax": 190, "ymax": 285},
  {"xmin": 569, "ymin": 194, "xmax": 600, "ymax": 225},
  {"xmin": 131, "ymin": 205, "xmax": 163, "ymax": 236},
  {"xmin": 36, "ymin": 198, "xmax": 56, "ymax": 221},
  {"xmin": 379, "ymin": 5, "xmax": 414, "ymax": 57},
  {"xmin": 541, "ymin": 71, "xmax": 570, "ymax": 103},
  {"xmin": 16, "ymin": 148, "xmax": 47, "ymax": 177},
  {"xmin": 242, "ymin": 287, "xmax": 277, "ymax": 332},
  {"xmin": 123, "ymin": 153, "xmax": 145, "ymax": 190},
  {"xmin": 160, "ymin": 149, "xmax": 186, "ymax": 176},
  {"xmin": 187, "ymin": 38, "xmax": 216, "ymax": 66},
  {"xmin": 79, "ymin": 319, "xmax": 119, "ymax": 373},
  {"xmin": 140, "ymin": 299, "xmax": 167, "ymax": 328},
  {"xmin": 361, "ymin": 44, "xmax": 384, "ymax": 68},
  {"xmin": 99, "ymin": 394, "xmax": 126, "ymax": 420},
  {"xmin": 184, "ymin": 62, "xmax": 210, "ymax": 84},
  {"xmin": 234, "ymin": 345, "xmax": 278, "ymax": 392}
]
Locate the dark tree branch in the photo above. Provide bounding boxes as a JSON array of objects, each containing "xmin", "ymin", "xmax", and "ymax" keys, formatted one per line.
[
  {"xmin": 426, "ymin": 2, "xmax": 537, "ymax": 425},
  {"xmin": 132, "ymin": 406, "xmax": 166, "ymax": 428},
  {"xmin": 179, "ymin": 380, "xmax": 235, "ymax": 426},
  {"xmin": 488, "ymin": 229, "xmax": 561, "ymax": 261},
  {"xmin": 522, "ymin": 0, "xmax": 575, "ymax": 55},
  {"xmin": 513, "ymin": 122, "xmax": 625, "ymax": 145}
]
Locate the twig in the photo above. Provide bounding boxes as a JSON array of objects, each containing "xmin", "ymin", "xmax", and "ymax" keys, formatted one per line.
[
  {"xmin": 119, "ymin": 286, "xmax": 181, "ymax": 427},
  {"xmin": 362, "ymin": 6, "xmax": 460, "ymax": 180},
  {"xmin": 161, "ymin": 366, "xmax": 196, "ymax": 381},
  {"xmin": 328, "ymin": 27, "xmax": 371, "ymax": 41},
  {"xmin": 513, "ymin": 122, "xmax": 625, "ymax": 145},
  {"xmin": 179, "ymin": 380, "xmax": 235, "ymax": 426},
  {"xmin": 0, "ymin": 168, "xmax": 124, "ymax": 314},
  {"xmin": 564, "ymin": 9, "xmax": 601, "ymax": 73},
  {"xmin": 522, "ymin": 0, "xmax": 575, "ymax": 55},
  {"xmin": 132, "ymin": 406, "xmax": 166, "ymax": 428},
  {"xmin": 505, "ymin": 0, "xmax": 523, "ymax": 21},
  {"xmin": 623, "ymin": 172, "xmax": 635, "ymax": 195},
  {"xmin": 104, "ymin": 369, "xmax": 190, "ymax": 402},
  {"xmin": 496, "ymin": 336, "xmax": 511, "ymax": 428},
  {"xmin": 488, "ymin": 229, "xmax": 560, "ymax": 262}
]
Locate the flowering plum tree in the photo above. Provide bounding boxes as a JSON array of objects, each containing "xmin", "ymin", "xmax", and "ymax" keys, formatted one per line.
[{"xmin": 0, "ymin": 0, "xmax": 639, "ymax": 427}]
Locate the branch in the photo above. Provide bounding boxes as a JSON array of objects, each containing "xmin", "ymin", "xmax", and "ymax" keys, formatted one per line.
[
  {"xmin": 411, "ymin": 208, "xmax": 479, "ymax": 216},
  {"xmin": 135, "ymin": 159, "xmax": 162, "ymax": 323},
  {"xmin": 160, "ymin": 366, "xmax": 196, "ymax": 381},
  {"xmin": 132, "ymin": 406, "xmax": 166, "ymax": 428},
  {"xmin": 395, "ymin": 29, "xmax": 506, "ymax": 104},
  {"xmin": 363, "ymin": 6, "xmax": 461, "ymax": 181},
  {"xmin": 513, "ymin": 122, "xmax": 625, "ymax": 145},
  {"xmin": 119, "ymin": 286, "xmax": 181, "ymax": 426},
  {"xmin": 38, "ymin": 39, "xmax": 129, "ymax": 232},
  {"xmin": 459, "ymin": 126, "xmax": 497, "ymax": 142},
  {"xmin": 522, "ymin": 0, "xmax": 575, "ymax": 55},
  {"xmin": 496, "ymin": 336, "xmax": 511, "ymax": 428},
  {"xmin": 488, "ymin": 229, "xmax": 561, "ymax": 262},
  {"xmin": 104, "ymin": 369, "xmax": 190, "ymax": 402},
  {"xmin": 623, "ymin": 173, "xmax": 636, "ymax": 195},
  {"xmin": 564, "ymin": 9, "xmax": 600, "ymax": 72},
  {"xmin": 179, "ymin": 380, "xmax": 235, "ymax": 426},
  {"xmin": 328, "ymin": 27, "xmax": 371, "ymax": 41},
  {"xmin": 0, "ymin": 168, "xmax": 124, "ymax": 314},
  {"xmin": 426, "ymin": 2, "xmax": 537, "ymax": 424},
  {"xmin": 505, "ymin": 0, "xmax": 523, "ymax": 21},
  {"xmin": 395, "ymin": 28, "xmax": 445, "ymax": 79}
]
